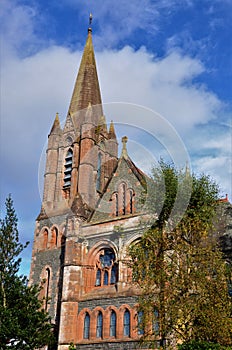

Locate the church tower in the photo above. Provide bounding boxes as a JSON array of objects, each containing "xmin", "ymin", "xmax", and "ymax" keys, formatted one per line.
[{"xmin": 30, "ymin": 18, "xmax": 149, "ymax": 350}]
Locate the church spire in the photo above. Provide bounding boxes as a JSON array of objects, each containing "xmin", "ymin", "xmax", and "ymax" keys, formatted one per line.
[
  {"xmin": 108, "ymin": 120, "xmax": 116, "ymax": 139},
  {"xmin": 67, "ymin": 15, "xmax": 102, "ymax": 116}
]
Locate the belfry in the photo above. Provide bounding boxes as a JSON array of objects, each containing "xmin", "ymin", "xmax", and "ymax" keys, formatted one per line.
[{"xmin": 29, "ymin": 18, "xmax": 148, "ymax": 350}]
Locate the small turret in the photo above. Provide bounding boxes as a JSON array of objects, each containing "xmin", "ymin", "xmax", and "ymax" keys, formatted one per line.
[
  {"xmin": 49, "ymin": 112, "xmax": 61, "ymax": 135},
  {"xmin": 43, "ymin": 113, "xmax": 62, "ymax": 209},
  {"xmin": 108, "ymin": 120, "xmax": 117, "ymax": 140},
  {"xmin": 121, "ymin": 136, "xmax": 128, "ymax": 159}
]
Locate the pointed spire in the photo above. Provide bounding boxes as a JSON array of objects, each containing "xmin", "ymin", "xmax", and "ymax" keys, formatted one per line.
[
  {"xmin": 108, "ymin": 120, "xmax": 116, "ymax": 139},
  {"xmin": 67, "ymin": 16, "xmax": 102, "ymax": 117},
  {"xmin": 98, "ymin": 114, "xmax": 107, "ymax": 134},
  {"xmin": 121, "ymin": 136, "xmax": 128, "ymax": 159},
  {"xmin": 50, "ymin": 112, "xmax": 61, "ymax": 134}
]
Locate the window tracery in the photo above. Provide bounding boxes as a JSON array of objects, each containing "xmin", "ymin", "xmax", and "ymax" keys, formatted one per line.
[{"xmin": 95, "ymin": 248, "xmax": 118, "ymax": 287}]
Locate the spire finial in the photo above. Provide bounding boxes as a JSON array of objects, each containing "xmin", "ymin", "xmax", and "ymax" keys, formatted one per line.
[
  {"xmin": 88, "ymin": 13, "xmax": 93, "ymax": 33},
  {"xmin": 121, "ymin": 136, "xmax": 128, "ymax": 159},
  {"xmin": 89, "ymin": 13, "xmax": 93, "ymax": 26}
]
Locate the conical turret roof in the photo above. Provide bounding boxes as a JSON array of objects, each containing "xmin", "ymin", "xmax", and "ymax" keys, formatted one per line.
[{"xmin": 49, "ymin": 112, "xmax": 61, "ymax": 134}]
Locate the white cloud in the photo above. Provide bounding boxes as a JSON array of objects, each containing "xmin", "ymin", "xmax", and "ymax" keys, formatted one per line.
[
  {"xmin": 0, "ymin": 0, "xmax": 45, "ymax": 60},
  {"xmin": 194, "ymin": 154, "xmax": 231, "ymax": 198},
  {"xmin": 1, "ymin": 42, "xmax": 230, "ymax": 203},
  {"xmin": 1, "ymin": 0, "xmax": 231, "ymax": 277},
  {"xmin": 97, "ymin": 46, "xmax": 222, "ymax": 133},
  {"xmin": 60, "ymin": 0, "xmax": 194, "ymax": 48}
]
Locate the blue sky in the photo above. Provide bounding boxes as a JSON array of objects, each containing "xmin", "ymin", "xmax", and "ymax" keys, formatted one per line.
[{"xmin": 0, "ymin": 0, "xmax": 231, "ymax": 276}]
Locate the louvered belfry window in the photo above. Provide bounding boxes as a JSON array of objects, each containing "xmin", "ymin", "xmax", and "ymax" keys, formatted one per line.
[{"xmin": 63, "ymin": 149, "xmax": 73, "ymax": 188}]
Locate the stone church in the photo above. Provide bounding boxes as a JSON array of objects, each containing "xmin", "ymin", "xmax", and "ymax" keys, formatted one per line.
[
  {"xmin": 29, "ymin": 21, "xmax": 232, "ymax": 350},
  {"xmin": 29, "ymin": 23, "xmax": 151, "ymax": 350}
]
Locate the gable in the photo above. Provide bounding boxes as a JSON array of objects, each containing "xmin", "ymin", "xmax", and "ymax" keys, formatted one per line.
[{"xmin": 90, "ymin": 157, "xmax": 146, "ymax": 223}]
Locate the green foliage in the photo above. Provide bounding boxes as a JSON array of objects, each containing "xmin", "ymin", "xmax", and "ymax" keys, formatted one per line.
[
  {"xmin": 0, "ymin": 195, "xmax": 55, "ymax": 349},
  {"xmin": 178, "ymin": 340, "xmax": 232, "ymax": 350},
  {"xmin": 129, "ymin": 162, "xmax": 232, "ymax": 348}
]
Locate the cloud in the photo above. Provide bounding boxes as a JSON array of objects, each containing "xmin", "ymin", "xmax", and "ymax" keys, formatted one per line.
[
  {"xmin": 1, "ymin": 42, "xmax": 229, "ymax": 201},
  {"xmin": 97, "ymin": 46, "xmax": 222, "ymax": 133},
  {"xmin": 189, "ymin": 123, "xmax": 232, "ymax": 198},
  {"xmin": 1, "ymin": 0, "xmax": 231, "ymax": 276},
  {"xmin": 59, "ymin": 0, "xmax": 194, "ymax": 48},
  {"xmin": 0, "ymin": 0, "xmax": 47, "ymax": 60}
]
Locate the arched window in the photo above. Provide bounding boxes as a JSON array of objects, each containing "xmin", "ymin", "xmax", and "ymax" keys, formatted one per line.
[
  {"xmin": 110, "ymin": 310, "xmax": 116, "ymax": 337},
  {"xmin": 96, "ymin": 153, "xmax": 102, "ymax": 192},
  {"xmin": 63, "ymin": 149, "xmax": 73, "ymax": 188},
  {"xmin": 95, "ymin": 269, "xmax": 101, "ymax": 286},
  {"xmin": 43, "ymin": 229, "xmax": 48, "ymax": 249},
  {"xmin": 113, "ymin": 183, "xmax": 134, "ymax": 217},
  {"xmin": 95, "ymin": 249, "xmax": 118, "ymax": 287},
  {"xmin": 115, "ymin": 193, "xmax": 119, "ymax": 217},
  {"xmin": 96, "ymin": 311, "xmax": 103, "ymax": 338},
  {"xmin": 137, "ymin": 311, "xmax": 144, "ymax": 335},
  {"xmin": 45, "ymin": 268, "xmax": 50, "ymax": 311},
  {"xmin": 83, "ymin": 313, "xmax": 90, "ymax": 339},
  {"xmin": 122, "ymin": 183, "xmax": 126, "ymax": 215},
  {"xmin": 129, "ymin": 190, "xmax": 133, "ymax": 214},
  {"xmin": 153, "ymin": 309, "xmax": 159, "ymax": 334},
  {"xmin": 51, "ymin": 227, "xmax": 58, "ymax": 247},
  {"xmin": 95, "ymin": 248, "xmax": 118, "ymax": 287},
  {"xmin": 123, "ymin": 309, "xmax": 130, "ymax": 337}
]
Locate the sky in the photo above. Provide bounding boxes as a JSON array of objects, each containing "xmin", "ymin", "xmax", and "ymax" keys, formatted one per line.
[{"xmin": 0, "ymin": 0, "xmax": 231, "ymax": 276}]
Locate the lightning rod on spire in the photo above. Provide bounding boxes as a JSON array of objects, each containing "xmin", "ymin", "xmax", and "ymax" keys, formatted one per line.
[{"xmin": 89, "ymin": 13, "xmax": 93, "ymax": 26}]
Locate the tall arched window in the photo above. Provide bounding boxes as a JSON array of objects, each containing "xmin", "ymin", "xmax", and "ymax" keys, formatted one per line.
[
  {"xmin": 83, "ymin": 313, "xmax": 90, "ymax": 339},
  {"xmin": 123, "ymin": 309, "xmax": 130, "ymax": 337},
  {"xmin": 51, "ymin": 227, "xmax": 58, "ymax": 247},
  {"xmin": 110, "ymin": 310, "xmax": 116, "ymax": 337},
  {"xmin": 122, "ymin": 183, "xmax": 126, "ymax": 215},
  {"xmin": 137, "ymin": 311, "xmax": 144, "ymax": 335},
  {"xmin": 129, "ymin": 190, "xmax": 133, "ymax": 214},
  {"xmin": 112, "ymin": 184, "xmax": 134, "ymax": 216},
  {"xmin": 95, "ymin": 249, "xmax": 118, "ymax": 287},
  {"xmin": 43, "ymin": 229, "xmax": 48, "ymax": 249},
  {"xmin": 115, "ymin": 193, "xmax": 119, "ymax": 217},
  {"xmin": 63, "ymin": 149, "xmax": 73, "ymax": 188},
  {"xmin": 96, "ymin": 311, "xmax": 103, "ymax": 338},
  {"xmin": 45, "ymin": 268, "xmax": 50, "ymax": 311},
  {"xmin": 96, "ymin": 153, "xmax": 102, "ymax": 192},
  {"xmin": 153, "ymin": 309, "xmax": 159, "ymax": 334}
]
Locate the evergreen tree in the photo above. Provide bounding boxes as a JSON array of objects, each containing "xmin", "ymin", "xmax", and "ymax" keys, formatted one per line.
[
  {"xmin": 0, "ymin": 195, "xmax": 55, "ymax": 349},
  {"xmin": 129, "ymin": 162, "xmax": 232, "ymax": 349}
]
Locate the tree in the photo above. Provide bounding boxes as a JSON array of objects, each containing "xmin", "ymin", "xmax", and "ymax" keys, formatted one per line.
[
  {"xmin": 129, "ymin": 161, "xmax": 232, "ymax": 349},
  {"xmin": 0, "ymin": 195, "xmax": 55, "ymax": 349}
]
